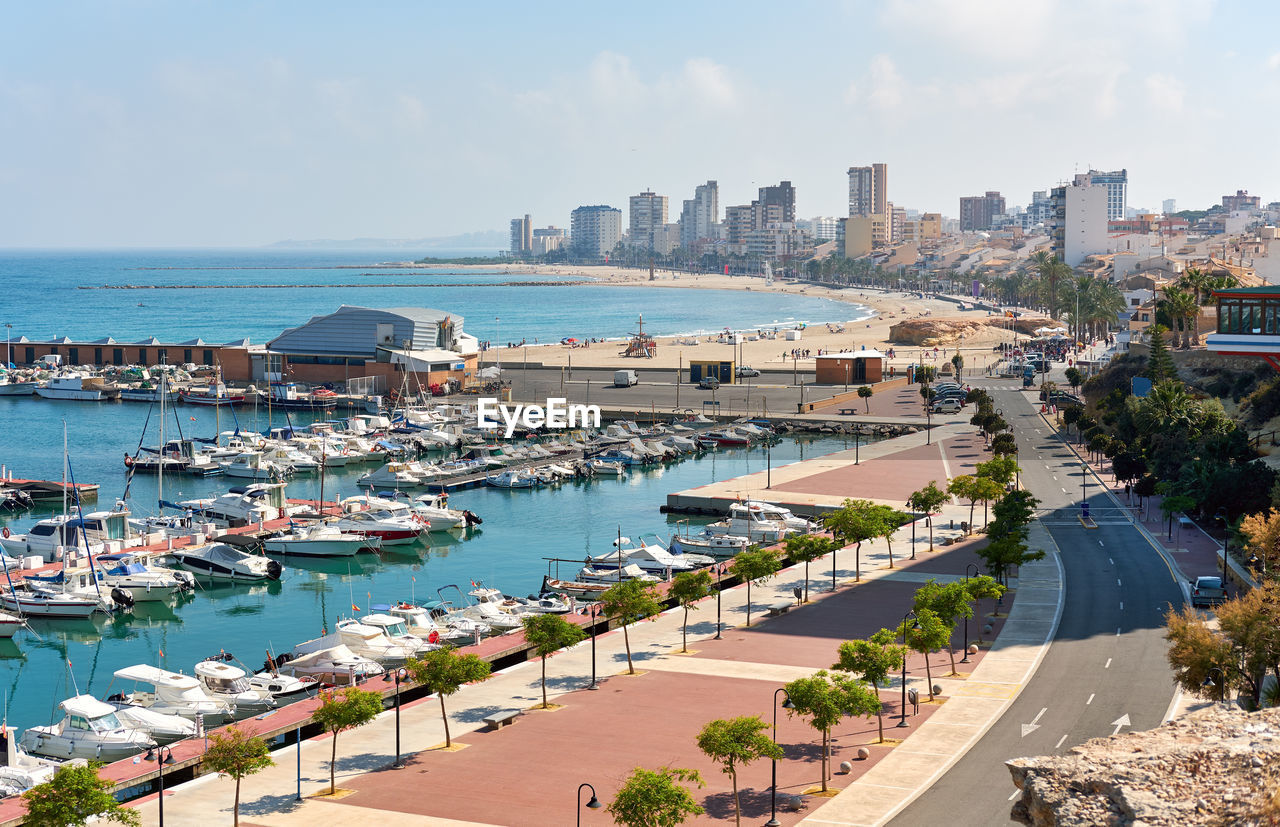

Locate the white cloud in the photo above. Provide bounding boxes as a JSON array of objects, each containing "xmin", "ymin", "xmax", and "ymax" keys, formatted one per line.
[
  {"xmin": 1145, "ymin": 73, "xmax": 1185, "ymax": 112},
  {"xmin": 867, "ymin": 55, "xmax": 905, "ymax": 111},
  {"xmin": 1269, "ymin": 52, "xmax": 1280, "ymax": 70},
  {"xmin": 880, "ymin": 0, "xmax": 1056, "ymax": 61},
  {"xmin": 587, "ymin": 51, "xmax": 645, "ymax": 103},
  {"xmin": 681, "ymin": 58, "xmax": 736, "ymax": 108},
  {"xmin": 843, "ymin": 82, "xmax": 859, "ymax": 105}
]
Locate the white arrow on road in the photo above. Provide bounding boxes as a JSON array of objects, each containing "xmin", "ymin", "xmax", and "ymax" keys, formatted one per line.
[
  {"xmin": 1110, "ymin": 713, "xmax": 1131, "ymax": 736},
  {"xmin": 1022, "ymin": 707, "xmax": 1048, "ymax": 737}
]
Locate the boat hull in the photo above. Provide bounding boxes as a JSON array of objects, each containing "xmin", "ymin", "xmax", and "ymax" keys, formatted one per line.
[
  {"xmin": 34, "ymin": 388, "xmax": 107, "ymax": 401},
  {"xmin": 263, "ymin": 538, "xmax": 367, "ymax": 557},
  {"xmin": 0, "ymin": 594, "xmax": 99, "ymax": 617},
  {"xmin": 0, "ymin": 382, "xmax": 37, "ymax": 396},
  {"xmin": 179, "ymin": 392, "xmax": 245, "ymax": 407}
]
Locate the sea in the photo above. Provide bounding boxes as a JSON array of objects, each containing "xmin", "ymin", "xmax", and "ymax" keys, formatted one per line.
[{"xmin": 0, "ymin": 248, "xmax": 869, "ymax": 734}]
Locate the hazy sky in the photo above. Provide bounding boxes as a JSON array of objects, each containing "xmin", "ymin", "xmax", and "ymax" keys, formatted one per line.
[{"xmin": 3, "ymin": 0, "xmax": 1277, "ymax": 247}]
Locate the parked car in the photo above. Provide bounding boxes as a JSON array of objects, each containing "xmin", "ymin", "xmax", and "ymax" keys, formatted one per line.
[
  {"xmin": 1191, "ymin": 576, "xmax": 1227, "ymax": 608},
  {"xmin": 698, "ymin": 375, "xmax": 721, "ymax": 389},
  {"xmin": 735, "ymin": 366, "xmax": 761, "ymax": 378},
  {"xmin": 1040, "ymin": 390, "xmax": 1083, "ymax": 407},
  {"xmin": 931, "ymin": 398, "xmax": 962, "ymax": 414}
]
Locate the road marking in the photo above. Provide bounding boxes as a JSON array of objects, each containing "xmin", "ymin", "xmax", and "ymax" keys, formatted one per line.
[
  {"xmin": 1104, "ymin": 658, "xmax": 1112, "ymax": 669},
  {"xmin": 1061, "ymin": 488, "xmax": 1068, "ymax": 493},
  {"xmin": 1021, "ymin": 707, "xmax": 1048, "ymax": 737},
  {"xmin": 1008, "ymin": 790, "xmax": 1020, "ymax": 801},
  {"xmin": 1055, "ymin": 734, "xmax": 1068, "ymax": 749},
  {"xmin": 1109, "ymin": 557, "xmax": 1114, "ymax": 564},
  {"xmin": 1119, "ymin": 602, "xmax": 1123, "ymax": 610},
  {"xmin": 1117, "ymin": 578, "xmax": 1122, "ymax": 586},
  {"xmin": 1111, "ymin": 713, "xmax": 1131, "ymax": 735},
  {"xmin": 1098, "ymin": 540, "xmax": 1104, "ymax": 547},
  {"xmin": 1087, "ymin": 693, "xmax": 1095, "ymax": 704},
  {"xmin": 1117, "ymin": 627, "xmax": 1121, "ymax": 636}
]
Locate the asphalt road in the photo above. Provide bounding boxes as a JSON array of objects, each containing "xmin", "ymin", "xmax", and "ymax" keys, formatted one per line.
[{"xmin": 893, "ymin": 385, "xmax": 1185, "ymax": 826}]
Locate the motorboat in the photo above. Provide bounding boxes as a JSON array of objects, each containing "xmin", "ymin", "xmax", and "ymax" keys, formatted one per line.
[
  {"xmin": 272, "ymin": 644, "xmax": 385, "ymax": 686},
  {"xmin": 0, "ymin": 611, "xmax": 23, "ymax": 637},
  {"xmin": 0, "ymin": 509, "xmax": 134, "ymax": 563},
  {"xmin": 94, "ymin": 555, "xmax": 193, "ymax": 602},
  {"xmin": 485, "ymin": 469, "xmax": 538, "ymax": 489},
  {"xmin": 356, "ymin": 462, "xmax": 422, "ymax": 490},
  {"xmin": 119, "ymin": 383, "xmax": 179, "ymax": 403},
  {"xmin": 194, "ymin": 659, "xmax": 277, "ymax": 718},
  {"xmin": 669, "ymin": 529, "xmax": 749, "ymax": 560},
  {"xmin": 539, "ymin": 574, "xmax": 613, "ymax": 601},
  {"xmin": 706, "ymin": 505, "xmax": 794, "ymax": 543},
  {"xmin": 103, "ymin": 702, "xmax": 197, "ymax": 745},
  {"xmin": 573, "ymin": 563, "xmax": 661, "ymax": 587},
  {"xmin": 265, "ymin": 382, "xmax": 339, "ymax": 411},
  {"xmin": 34, "ymin": 373, "xmax": 120, "ymax": 401},
  {"xmin": 169, "ymin": 543, "xmax": 283, "ymax": 581},
  {"xmin": 0, "ymin": 488, "xmax": 35, "ymax": 512},
  {"xmin": 331, "ymin": 510, "xmax": 423, "ymax": 546},
  {"xmin": 0, "ymin": 376, "xmax": 38, "ymax": 396},
  {"xmin": 220, "ymin": 451, "xmax": 291, "ymax": 480},
  {"xmin": 589, "ymin": 459, "xmax": 626, "ymax": 477},
  {"xmin": 0, "ymin": 582, "xmax": 106, "ymax": 617},
  {"xmin": 587, "ymin": 536, "xmax": 714, "ymax": 577},
  {"xmin": 179, "ymin": 382, "xmax": 245, "ymax": 406},
  {"xmin": 20, "ymin": 695, "xmax": 155, "ymax": 762},
  {"xmin": 21, "ymin": 567, "xmax": 125, "ymax": 613},
  {"xmin": 248, "ymin": 668, "xmax": 319, "ymax": 703},
  {"xmin": 437, "ymin": 585, "xmax": 523, "ymax": 632},
  {"xmin": 0, "ymin": 726, "xmax": 62, "ymax": 798},
  {"xmin": 291, "ymin": 619, "xmax": 418, "ymax": 667},
  {"xmin": 703, "ymin": 428, "xmax": 752, "ymax": 446},
  {"xmin": 737, "ymin": 501, "xmax": 820, "ymax": 534},
  {"xmin": 263, "ymin": 523, "xmax": 378, "ymax": 557},
  {"xmin": 358, "ymin": 613, "xmax": 434, "ymax": 656},
  {"xmin": 260, "ymin": 443, "xmax": 321, "ymax": 473},
  {"xmin": 407, "ymin": 492, "xmax": 478, "ymax": 530},
  {"xmin": 108, "ymin": 665, "xmax": 235, "ymax": 724},
  {"xmin": 377, "ymin": 602, "xmax": 481, "ymax": 647},
  {"xmin": 176, "ymin": 483, "xmax": 289, "ymax": 528}
]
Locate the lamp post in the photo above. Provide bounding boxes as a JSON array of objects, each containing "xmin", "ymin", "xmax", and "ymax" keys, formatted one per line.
[
  {"xmin": 144, "ymin": 745, "xmax": 176, "ymax": 827},
  {"xmin": 494, "ymin": 317, "xmax": 501, "ymax": 369},
  {"xmin": 1215, "ymin": 508, "xmax": 1231, "ymax": 599},
  {"xmin": 854, "ymin": 427, "xmax": 860, "ymax": 465},
  {"xmin": 898, "ymin": 610, "xmax": 919, "ymax": 727},
  {"xmin": 587, "ymin": 603, "xmax": 601, "ymax": 690},
  {"xmin": 1203, "ymin": 667, "xmax": 1226, "ymax": 704},
  {"xmin": 962, "ymin": 564, "xmax": 979, "ymax": 662},
  {"xmin": 383, "ymin": 666, "xmax": 408, "ymax": 767},
  {"xmin": 766, "ymin": 436, "xmax": 772, "ymax": 488},
  {"xmin": 1081, "ymin": 461, "xmax": 1088, "ymax": 507},
  {"xmin": 577, "ymin": 782, "xmax": 602, "ymax": 825},
  {"xmin": 714, "ymin": 563, "xmax": 723, "ymax": 639},
  {"xmin": 767, "ymin": 688, "xmax": 795, "ymax": 827}
]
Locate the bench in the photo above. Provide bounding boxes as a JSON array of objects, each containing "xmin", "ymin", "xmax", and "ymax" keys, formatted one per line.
[
  {"xmin": 482, "ymin": 710, "xmax": 521, "ymax": 730},
  {"xmin": 767, "ymin": 600, "xmax": 792, "ymax": 616},
  {"xmin": 837, "ymin": 408, "xmax": 857, "ymax": 416}
]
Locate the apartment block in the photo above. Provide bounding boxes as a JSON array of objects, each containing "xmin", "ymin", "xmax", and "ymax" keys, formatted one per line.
[
  {"xmin": 848, "ymin": 163, "xmax": 887, "ymax": 217},
  {"xmin": 1049, "ymin": 184, "xmax": 1107, "ymax": 266},
  {"xmin": 628, "ymin": 191, "xmax": 668, "ymax": 249},
  {"xmin": 570, "ymin": 205, "xmax": 623, "ymax": 258},
  {"xmin": 959, "ymin": 191, "xmax": 1006, "ymax": 231},
  {"xmin": 679, "ymin": 180, "xmax": 719, "ymax": 247},
  {"xmin": 1073, "ymin": 169, "xmax": 1127, "ymax": 221},
  {"xmin": 509, "ymin": 214, "xmax": 531, "ymax": 255}
]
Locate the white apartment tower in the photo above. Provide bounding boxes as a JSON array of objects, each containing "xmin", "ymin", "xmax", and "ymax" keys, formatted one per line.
[
  {"xmin": 1049, "ymin": 183, "xmax": 1108, "ymax": 267},
  {"xmin": 680, "ymin": 180, "xmax": 720, "ymax": 246},
  {"xmin": 1073, "ymin": 169, "xmax": 1128, "ymax": 221},
  {"xmin": 628, "ymin": 191, "xmax": 668, "ymax": 249},
  {"xmin": 570, "ymin": 205, "xmax": 623, "ymax": 258}
]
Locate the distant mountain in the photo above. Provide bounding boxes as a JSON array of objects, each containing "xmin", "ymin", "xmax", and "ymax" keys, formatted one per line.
[{"xmin": 266, "ymin": 230, "xmax": 506, "ymax": 250}]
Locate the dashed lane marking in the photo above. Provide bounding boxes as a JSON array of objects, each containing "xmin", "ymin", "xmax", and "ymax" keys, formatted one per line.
[
  {"xmin": 1087, "ymin": 693, "xmax": 1095, "ymax": 704},
  {"xmin": 1104, "ymin": 659, "xmax": 1112, "ymax": 669},
  {"xmin": 1055, "ymin": 734, "xmax": 1068, "ymax": 749}
]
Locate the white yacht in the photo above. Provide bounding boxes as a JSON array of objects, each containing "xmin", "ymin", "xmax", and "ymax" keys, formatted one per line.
[
  {"xmin": 104, "ymin": 702, "xmax": 197, "ymax": 745},
  {"xmin": 378, "ymin": 602, "xmax": 481, "ymax": 647},
  {"xmin": 35, "ymin": 374, "xmax": 120, "ymax": 401},
  {"xmin": 291, "ymin": 618, "xmax": 417, "ymax": 667},
  {"xmin": 706, "ymin": 505, "xmax": 793, "ymax": 543},
  {"xmin": 668, "ymin": 529, "xmax": 749, "ymax": 560},
  {"xmin": 221, "ymin": 451, "xmax": 291, "ymax": 480},
  {"xmin": 108, "ymin": 665, "xmax": 235, "ymax": 724},
  {"xmin": 169, "ymin": 543, "xmax": 283, "ymax": 581},
  {"xmin": 587, "ymin": 536, "xmax": 714, "ymax": 577},
  {"xmin": 739, "ymin": 501, "xmax": 820, "ymax": 533},
  {"xmin": 358, "ymin": 613, "xmax": 434, "ymax": 656},
  {"xmin": 95, "ymin": 555, "xmax": 193, "ymax": 602},
  {"xmin": 273, "ymin": 644, "xmax": 385, "ymax": 686},
  {"xmin": 331, "ymin": 510, "xmax": 423, "ymax": 546},
  {"xmin": 0, "ymin": 509, "xmax": 134, "ymax": 563},
  {"xmin": 193, "ymin": 659, "xmax": 277, "ymax": 718},
  {"xmin": 177, "ymin": 483, "xmax": 290, "ymax": 528},
  {"xmin": 356, "ymin": 462, "xmax": 422, "ymax": 490},
  {"xmin": 263, "ymin": 523, "xmax": 378, "ymax": 557},
  {"xmin": 0, "ymin": 583, "xmax": 101, "ymax": 618},
  {"xmin": 20, "ymin": 696, "xmax": 155, "ymax": 762}
]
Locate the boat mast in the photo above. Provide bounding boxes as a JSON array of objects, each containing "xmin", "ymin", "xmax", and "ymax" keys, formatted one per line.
[{"xmin": 158, "ymin": 363, "xmax": 165, "ymax": 518}]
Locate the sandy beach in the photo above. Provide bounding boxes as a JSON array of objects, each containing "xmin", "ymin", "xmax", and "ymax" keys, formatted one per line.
[{"xmin": 443, "ymin": 262, "xmax": 1022, "ymax": 375}]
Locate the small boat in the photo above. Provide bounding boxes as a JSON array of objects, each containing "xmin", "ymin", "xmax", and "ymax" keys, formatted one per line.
[
  {"xmin": 291, "ymin": 619, "xmax": 419, "ymax": 668},
  {"xmin": 356, "ymin": 462, "xmax": 422, "ymax": 490},
  {"xmin": 221, "ymin": 451, "xmax": 292, "ymax": 480},
  {"xmin": 377, "ymin": 602, "xmax": 480, "ymax": 647},
  {"xmin": 704, "ymin": 429, "xmax": 752, "ymax": 446},
  {"xmin": 405, "ymin": 492, "xmax": 477, "ymax": 530},
  {"xmin": 263, "ymin": 522, "xmax": 378, "ymax": 557},
  {"xmin": 109, "ymin": 665, "xmax": 235, "ymax": 724},
  {"xmin": 34, "ymin": 374, "xmax": 120, "ymax": 401},
  {"xmin": 169, "ymin": 543, "xmax": 283, "ymax": 581},
  {"xmin": 0, "ymin": 583, "xmax": 102, "ymax": 618},
  {"xmin": 0, "ymin": 377, "xmax": 38, "ymax": 396},
  {"xmin": 588, "ymin": 459, "xmax": 626, "ymax": 477},
  {"xmin": 331, "ymin": 510, "xmax": 423, "ymax": 546},
  {"xmin": 272, "ymin": 644, "xmax": 385, "ymax": 686},
  {"xmin": 0, "ymin": 488, "xmax": 35, "ymax": 512},
  {"xmin": 539, "ymin": 574, "xmax": 612, "ymax": 601},
  {"xmin": 179, "ymin": 382, "xmax": 245, "ymax": 407},
  {"xmin": 737, "ymin": 501, "xmax": 820, "ymax": 533},
  {"xmin": 95, "ymin": 555, "xmax": 194, "ymax": 602},
  {"xmin": 573, "ymin": 563, "xmax": 661, "ymax": 587},
  {"xmin": 0, "ymin": 611, "xmax": 23, "ymax": 637},
  {"xmin": 485, "ymin": 469, "xmax": 538, "ymax": 489},
  {"xmin": 119, "ymin": 384, "xmax": 179, "ymax": 403},
  {"xmin": 669, "ymin": 529, "xmax": 749, "ymax": 560},
  {"xmin": 265, "ymin": 382, "xmax": 339, "ymax": 411},
  {"xmin": 0, "ymin": 509, "xmax": 134, "ymax": 564},
  {"xmin": 194, "ymin": 659, "xmax": 277, "ymax": 719},
  {"xmin": 20, "ymin": 695, "xmax": 155, "ymax": 762},
  {"xmin": 359, "ymin": 614, "xmax": 434, "ymax": 656},
  {"xmin": 104, "ymin": 702, "xmax": 198, "ymax": 745}
]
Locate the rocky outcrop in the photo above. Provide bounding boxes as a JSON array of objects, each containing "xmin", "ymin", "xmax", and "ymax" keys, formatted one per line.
[
  {"xmin": 888, "ymin": 319, "xmax": 993, "ymax": 346},
  {"xmin": 1007, "ymin": 704, "xmax": 1280, "ymax": 826}
]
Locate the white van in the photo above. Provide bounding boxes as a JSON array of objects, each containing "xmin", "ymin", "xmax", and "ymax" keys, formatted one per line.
[{"xmin": 614, "ymin": 369, "xmax": 638, "ymax": 387}]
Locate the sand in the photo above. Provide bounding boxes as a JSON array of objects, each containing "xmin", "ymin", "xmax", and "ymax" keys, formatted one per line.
[{"xmin": 443, "ymin": 263, "xmax": 1020, "ymax": 375}]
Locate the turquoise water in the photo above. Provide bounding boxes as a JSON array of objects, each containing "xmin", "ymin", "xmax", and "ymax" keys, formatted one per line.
[
  {"xmin": 0, "ymin": 388, "xmax": 856, "ymax": 735},
  {"xmin": 0, "ymin": 249, "xmax": 865, "ymax": 345}
]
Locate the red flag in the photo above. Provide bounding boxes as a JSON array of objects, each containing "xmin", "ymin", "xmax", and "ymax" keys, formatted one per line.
[
  {"xmin": 351, "ymin": 603, "xmax": 360, "ymax": 612},
  {"xmin": 158, "ymin": 649, "xmax": 165, "ymax": 658}
]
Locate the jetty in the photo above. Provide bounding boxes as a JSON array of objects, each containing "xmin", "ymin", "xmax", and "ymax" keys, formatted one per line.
[{"xmin": 0, "ymin": 473, "xmax": 98, "ymax": 502}]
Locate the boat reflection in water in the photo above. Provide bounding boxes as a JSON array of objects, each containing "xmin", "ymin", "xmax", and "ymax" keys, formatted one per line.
[{"xmin": 0, "ymin": 639, "xmax": 23, "ymax": 660}]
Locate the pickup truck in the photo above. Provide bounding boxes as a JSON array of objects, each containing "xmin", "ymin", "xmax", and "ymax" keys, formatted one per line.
[{"xmin": 1191, "ymin": 576, "xmax": 1227, "ymax": 607}]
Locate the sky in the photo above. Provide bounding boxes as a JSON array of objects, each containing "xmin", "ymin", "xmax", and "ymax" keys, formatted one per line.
[{"xmin": 2, "ymin": 0, "xmax": 1279, "ymax": 247}]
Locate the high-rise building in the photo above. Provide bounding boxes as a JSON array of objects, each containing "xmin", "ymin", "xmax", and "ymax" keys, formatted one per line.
[
  {"xmin": 531, "ymin": 226, "xmax": 565, "ymax": 256},
  {"xmin": 570, "ymin": 205, "xmax": 623, "ymax": 258},
  {"xmin": 757, "ymin": 181, "xmax": 796, "ymax": 224},
  {"xmin": 807, "ymin": 217, "xmax": 840, "ymax": 241},
  {"xmin": 1073, "ymin": 169, "xmax": 1127, "ymax": 221},
  {"xmin": 847, "ymin": 163, "xmax": 887, "ymax": 217},
  {"xmin": 509, "ymin": 214, "xmax": 531, "ymax": 255},
  {"xmin": 1049, "ymin": 183, "xmax": 1108, "ymax": 266},
  {"xmin": 959, "ymin": 191, "xmax": 1006, "ymax": 231},
  {"xmin": 889, "ymin": 204, "xmax": 907, "ymax": 244},
  {"xmin": 724, "ymin": 205, "xmax": 756, "ymax": 246},
  {"xmin": 628, "ymin": 191, "xmax": 668, "ymax": 249},
  {"xmin": 1222, "ymin": 190, "xmax": 1261, "ymax": 211},
  {"xmin": 1162, "ymin": 199, "xmax": 1177, "ymax": 215},
  {"xmin": 679, "ymin": 180, "xmax": 719, "ymax": 247}
]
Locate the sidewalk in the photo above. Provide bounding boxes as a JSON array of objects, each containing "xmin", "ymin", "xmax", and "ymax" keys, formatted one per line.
[{"xmin": 128, "ymin": 502, "xmax": 1058, "ymax": 827}]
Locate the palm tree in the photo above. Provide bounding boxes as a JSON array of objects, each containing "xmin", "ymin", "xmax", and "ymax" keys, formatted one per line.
[
  {"xmin": 1078, "ymin": 278, "xmax": 1125, "ymax": 341},
  {"xmin": 1030, "ymin": 251, "xmax": 1070, "ymax": 319},
  {"xmin": 1161, "ymin": 287, "xmax": 1199, "ymax": 347}
]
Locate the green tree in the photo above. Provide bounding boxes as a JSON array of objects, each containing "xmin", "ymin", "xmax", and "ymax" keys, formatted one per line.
[
  {"xmin": 695, "ymin": 716, "xmax": 783, "ymax": 827},
  {"xmin": 1064, "ymin": 366, "xmax": 1083, "ymax": 391},
  {"xmin": 522, "ymin": 613, "xmax": 588, "ymax": 704},
  {"xmin": 965, "ymin": 574, "xmax": 1007, "ymax": 646},
  {"xmin": 901, "ymin": 608, "xmax": 951, "ymax": 701},
  {"xmin": 824, "ymin": 498, "xmax": 895, "ymax": 580},
  {"xmin": 912, "ymin": 580, "xmax": 974, "ymax": 675},
  {"xmin": 857, "ymin": 384, "xmax": 873, "ymax": 413},
  {"xmin": 597, "ymin": 577, "xmax": 663, "ymax": 673},
  {"xmin": 1164, "ymin": 583, "xmax": 1280, "ymax": 709},
  {"xmin": 906, "ymin": 481, "xmax": 949, "ymax": 552},
  {"xmin": 670, "ymin": 570, "xmax": 713, "ymax": 653},
  {"xmin": 833, "ymin": 628, "xmax": 905, "ymax": 743},
  {"xmin": 977, "ymin": 455, "xmax": 1019, "ymax": 488},
  {"xmin": 950, "ymin": 353, "xmax": 964, "ymax": 376},
  {"xmin": 1144, "ymin": 324, "xmax": 1176, "ymax": 382},
  {"xmin": 607, "ymin": 766, "xmax": 706, "ymax": 827},
  {"xmin": 991, "ymin": 433, "xmax": 1018, "ymax": 456},
  {"xmin": 405, "ymin": 646, "xmax": 492, "ymax": 747},
  {"xmin": 311, "ymin": 686, "xmax": 383, "ymax": 794},
  {"xmin": 730, "ymin": 547, "xmax": 781, "ymax": 627},
  {"xmin": 22, "ymin": 764, "xmax": 141, "ymax": 827},
  {"xmin": 203, "ymin": 724, "xmax": 274, "ymax": 827},
  {"xmin": 785, "ymin": 533, "xmax": 837, "ymax": 602},
  {"xmin": 947, "ymin": 475, "xmax": 981, "ymax": 529},
  {"xmin": 784, "ymin": 670, "xmax": 882, "ymax": 791},
  {"xmin": 1159, "ymin": 492, "xmax": 1197, "ymax": 540}
]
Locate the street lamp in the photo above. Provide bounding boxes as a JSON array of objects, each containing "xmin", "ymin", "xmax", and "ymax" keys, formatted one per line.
[
  {"xmin": 898, "ymin": 610, "xmax": 919, "ymax": 728},
  {"xmin": 577, "ymin": 782, "xmax": 602, "ymax": 825},
  {"xmin": 1215, "ymin": 508, "xmax": 1231, "ymax": 599},
  {"xmin": 767, "ymin": 688, "xmax": 795, "ymax": 827},
  {"xmin": 383, "ymin": 666, "xmax": 408, "ymax": 767},
  {"xmin": 1080, "ymin": 461, "xmax": 1088, "ymax": 507},
  {"xmin": 144, "ymin": 745, "xmax": 176, "ymax": 827},
  {"xmin": 1203, "ymin": 667, "xmax": 1226, "ymax": 704},
  {"xmin": 586, "ymin": 603, "xmax": 601, "ymax": 690},
  {"xmin": 962, "ymin": 564, "xmax": 979, "ymax": 662},
  {"xmin": 715, "ymin": 563, "xmax": 724, "ymax": 639}
]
